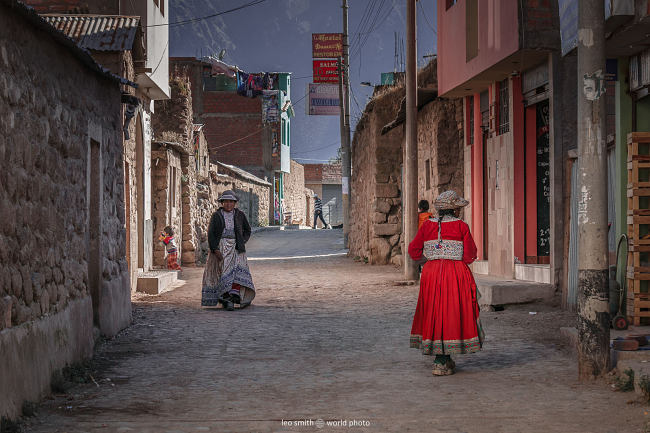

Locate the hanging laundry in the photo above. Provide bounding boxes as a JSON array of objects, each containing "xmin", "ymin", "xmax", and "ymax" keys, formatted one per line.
[{"xmin": 237, "ymin": 71, "xmax": 265, "ymax": 97}]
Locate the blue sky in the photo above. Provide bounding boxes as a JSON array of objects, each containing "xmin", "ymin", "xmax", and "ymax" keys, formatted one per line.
[{"xmin": 170, "ymin": 0, "xmax": 437, "ymax": 164}]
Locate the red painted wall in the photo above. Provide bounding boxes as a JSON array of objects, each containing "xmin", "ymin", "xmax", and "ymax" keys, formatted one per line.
[
  {"xmin": 512, "ymin": 76, "xmax": 525, "ymax": 263},
  {"xmin": 437, "ymin": 0, "xmax": 520, "ymax": 96},
  {"xmin": 471, "ymin": 93, "xmax": 484, "ymax": 259}
]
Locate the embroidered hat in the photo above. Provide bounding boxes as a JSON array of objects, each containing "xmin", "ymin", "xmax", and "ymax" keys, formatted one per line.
[
  {"xmin": 218, "ymin": 190, "xmax": 239, "ymax": 202},
  {"xmin": 434, "ymin": 190, "xmax": 469, "ymax": 210}
]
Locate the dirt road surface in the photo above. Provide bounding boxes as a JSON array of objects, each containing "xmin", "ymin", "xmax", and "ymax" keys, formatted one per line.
[{"xmin": 22, "ymin": 229, "xmax": 648, "ymax": 433}]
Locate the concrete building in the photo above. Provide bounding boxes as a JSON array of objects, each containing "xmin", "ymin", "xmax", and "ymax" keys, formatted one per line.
[
  {"xmin": 601, "ymin": 0, "xmax": 650, "ymax": 319},
  {"xmin": 0, "ymin": 0, "xmax": 130, "ymax": 419},
  {"xmin": 31, "ymin": 0, "xmax": 171, "ymax": 294},
  {"xmin": 304, "ymin": 162, "xmax": 343, "ymax": 228},
  {"xmin": 437, "ymin": 0, "xmax": 572, "ymax": 291}
]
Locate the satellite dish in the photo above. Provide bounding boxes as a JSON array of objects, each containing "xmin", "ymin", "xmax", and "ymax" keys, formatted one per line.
[{"xmin": 218, "ymin": 49, "xmax": 226, "ymax": 61}]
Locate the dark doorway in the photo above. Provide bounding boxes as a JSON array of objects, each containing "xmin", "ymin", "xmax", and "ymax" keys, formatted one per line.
[{"xmin": 88, "ymin": 139, "xmax": 102, "ymax": 325}]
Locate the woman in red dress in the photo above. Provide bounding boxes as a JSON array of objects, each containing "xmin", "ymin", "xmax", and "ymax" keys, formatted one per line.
[{"xmin": 408, "ymin": 190, "xmax": 484, "ymax": 376}]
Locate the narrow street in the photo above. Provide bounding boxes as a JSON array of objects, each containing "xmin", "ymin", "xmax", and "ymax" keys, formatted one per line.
[{"xmin": 23, "ymin": 230, "xmax": 645, "ymax": 433}]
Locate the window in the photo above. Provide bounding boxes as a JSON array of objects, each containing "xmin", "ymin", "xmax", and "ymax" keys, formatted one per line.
[
  {"xmin": 497, "ymin": 79, "xmax": 510, "ymax": 135},
  {"xmin": 468, "ymin": 95, "xmax": 474, "ymax": 145},
  {"xmin": 425, "ymin": 159, "xmax": 431, "ymax": 190},
  {"xmin": 466, "ymin": 0, "xmax": 478, "ymax": 61}
]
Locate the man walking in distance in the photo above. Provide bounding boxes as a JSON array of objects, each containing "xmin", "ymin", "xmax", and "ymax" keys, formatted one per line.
[{"xmin": 313, "ymin": 193, "xmax": 328, "ymax": 229}]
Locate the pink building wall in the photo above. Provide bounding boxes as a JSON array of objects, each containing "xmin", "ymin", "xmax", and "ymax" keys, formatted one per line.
[{"xmin": 437, "ymin": 0, "xmax": 520, "ymax": 96}]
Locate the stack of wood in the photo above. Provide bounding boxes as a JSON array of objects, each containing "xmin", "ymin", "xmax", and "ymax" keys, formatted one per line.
[{"xmin": 627, "ymin": 132, "xmax": 650, "ymax": 325}]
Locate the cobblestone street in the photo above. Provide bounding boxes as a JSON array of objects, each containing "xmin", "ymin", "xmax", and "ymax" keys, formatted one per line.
[{"xmin": 23, "ymin": 230, "xmax": 648, "ymax": 433}]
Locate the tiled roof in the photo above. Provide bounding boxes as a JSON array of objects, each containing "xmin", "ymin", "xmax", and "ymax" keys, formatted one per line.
[
  {"xmin": 43, "ymin": 14, "xmax": 140, "ymax": 51},
  {"xmin": 1, "ymin": 0, "xmax": 135, "ymax": 87}
]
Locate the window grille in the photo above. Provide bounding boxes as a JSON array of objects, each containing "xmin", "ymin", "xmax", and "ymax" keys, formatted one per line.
[{"xmin": 498, "ymin": 79, "xmax": 509, "ymax": 135}]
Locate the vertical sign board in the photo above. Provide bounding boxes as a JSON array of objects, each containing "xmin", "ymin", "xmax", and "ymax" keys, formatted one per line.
[
  {"xmin": 307, "ymin": 83, "xmax": 340, "ymax": 116},
  {"xmin": 312, "ymin": 33, "xmax": 343, "ymax": 58},
  {"xmin": 313, "ymin": 60, "xmax": 342, "ymax": 83},
  {"xmin": 558, "ymin": 0, "xmax": 578, "ymax": 56},
  {"xmin": 536, "ymin": 100, "xmax": 551, "ymax": 257}
]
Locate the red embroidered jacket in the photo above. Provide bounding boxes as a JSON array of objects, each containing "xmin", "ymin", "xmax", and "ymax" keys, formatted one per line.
[{"xmin": 408, "ymin": 218, "xmax": 478, "ymax": 265}]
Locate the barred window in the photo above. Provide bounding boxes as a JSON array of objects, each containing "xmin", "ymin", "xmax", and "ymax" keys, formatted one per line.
[{"xmin": 498, "ymin": 79, "xmax": 509, "ymax": 135}]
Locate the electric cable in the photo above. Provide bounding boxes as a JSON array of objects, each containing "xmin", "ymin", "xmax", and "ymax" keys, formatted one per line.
[{"xmin": 146, "ymin": 0, "xmax": 267, "ymax": 28}]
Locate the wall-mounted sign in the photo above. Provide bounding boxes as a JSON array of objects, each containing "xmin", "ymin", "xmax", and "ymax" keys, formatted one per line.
[
  {"xmin": 313, "ymin": 60, "xmax": 343, "ymax": 84},
  {"xmin": 312, "ymin": 33, "xmax": 343, "ymax": 59},
  {"xmin": 307, "ymin": 83, "xmax": 340, "ymax": 116}
]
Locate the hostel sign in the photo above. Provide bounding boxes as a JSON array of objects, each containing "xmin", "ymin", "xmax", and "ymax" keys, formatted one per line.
[
  {"xmin": 313, "ymin": 60, "xmax": 343, "ymax": 84},
  {"xmin": 312, "ymin": 33, "xmax": 343, "ymax": 59}
]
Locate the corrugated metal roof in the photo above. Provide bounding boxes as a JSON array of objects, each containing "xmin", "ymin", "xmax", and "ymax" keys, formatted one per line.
[
  {"xmin": 1, "ymin": 0, "xmax": 136, "ymax": 88},
  {"xmin": 43, "ymin": 14, "xmax": 140, "ymax": 52}
]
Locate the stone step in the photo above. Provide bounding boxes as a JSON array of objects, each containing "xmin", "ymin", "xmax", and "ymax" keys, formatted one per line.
[
  {"xmin": 474, "ymin": 275, "xmax": 555, "ymax": 309},
  {"xmin": 136, "ymin": 270, "xmax": 179, "ymax": 295}
]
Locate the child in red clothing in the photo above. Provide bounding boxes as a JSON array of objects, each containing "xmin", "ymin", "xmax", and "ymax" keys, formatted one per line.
[
  {"xmin": 159, "ymin": 226, "xmax": 182, "ymax": 271},
  {"xmin": 418, "ymin": 199, "xmax": 433, "ymax": 229}
]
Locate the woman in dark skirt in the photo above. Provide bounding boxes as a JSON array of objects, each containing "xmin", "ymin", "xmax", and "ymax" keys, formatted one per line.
[{"xmin": 201, "ymin": 190, "xmax": 255, "ymax": 310}]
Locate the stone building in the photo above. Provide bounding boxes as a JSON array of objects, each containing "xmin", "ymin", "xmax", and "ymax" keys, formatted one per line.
[
  {"xmin": 281, "ymin": 160, "xmax": 315, "ymax": 227},
  {"xmin": 349, "ymin": 60, "xmax": 464, "ymax": 266},
  {"xmin": 304, "ymin": 162, "xmax": 343, "ymax": 228},
  {"xmin": 151, "ymin": 72, "xmax": 273, "ymax": 266},
  {"xmin": 0, "ymin": 0, "xmax": 131, "ymax": 419},
  {"xmin": 169, "ymin": 57, "xmax": 296, "ymax": 225},
  {"xmin": 34, "ymin": 0, "xmax": 171, "ymax": 294}
]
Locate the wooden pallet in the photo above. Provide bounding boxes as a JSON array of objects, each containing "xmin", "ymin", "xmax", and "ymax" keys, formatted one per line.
[
  {"xmin": 627, "ymin": 223, "xmax": 650, "ymax": 244},
  {"xmin": 628, "ymin": 132, "xmax": 650, "ymax": 145},
  {"xmin": 628, "ymin": 160, "xmax": 650, "ymax": 189},
  {"xmin": 627, "ymin": 278, "xmax": 649, "ymax": 295},
  {"xmin": 630, "ymin": 293, "xmax": 650, "ymax": 326},
  {"xmin": 627, "ymin": 266, "xmax": 650, "ymax": 280}
]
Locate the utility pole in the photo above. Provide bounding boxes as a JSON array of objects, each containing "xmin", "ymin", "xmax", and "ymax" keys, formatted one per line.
[
  {"xmin": 577, "ymin": 0, "xmax": 609, "ymax": 378},
  {"xmin": 341, "ymin": 0, "xmax": 351, "ymax": 248},
  {"xmin": 404, "ymin": 0, "xmax": 418, "ymax": 280}
]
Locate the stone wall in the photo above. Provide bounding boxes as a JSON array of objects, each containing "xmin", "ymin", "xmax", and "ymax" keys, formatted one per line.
[
  {"xmin": 350, "ymin": 88, "xmax": 403, "ymax": 265},
  {"xmin": 350, "ymin": 60, "xmax": 464, "ymax": 267},
  {"xmin": 151, "ymin": 147, "xmax": 183, "ymax": 268},
  {"xmin": 0, "ymin": 3, "xmax": 129, "ymax": 418},
  {"xmin": 283, "ymin": 160, "xmax": 312, "ymax": 225},
  {"xmin": 417, "ymin": 98, "xmax": 465, "ymax": 205}
]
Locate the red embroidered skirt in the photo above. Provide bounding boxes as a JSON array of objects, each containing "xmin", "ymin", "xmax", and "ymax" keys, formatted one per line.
[
  {"xmin": 410, "ymin": 259, "xmax": 483, "ymax": 355},
  {"xmin": 166, "ymin": 252, "xmax": 182, "ymax": 271}
]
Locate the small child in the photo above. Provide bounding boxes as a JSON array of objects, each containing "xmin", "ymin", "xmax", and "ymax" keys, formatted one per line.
[
  {"xmin": 159, "ymin": 226, "xmax": 182, "ymax": 271},
  {"xmin": 418, "ymin": 200, "xmax": 433, "ymax": 230}
]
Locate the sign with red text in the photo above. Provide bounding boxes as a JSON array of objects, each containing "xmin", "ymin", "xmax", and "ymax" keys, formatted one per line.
[
  {"xmin": 312, "ymin": 33, "xmax": 343, "ymax": 59},
  {"xmin": 313, "ymin": 60, "xmax": 344, "ymax": 84}
]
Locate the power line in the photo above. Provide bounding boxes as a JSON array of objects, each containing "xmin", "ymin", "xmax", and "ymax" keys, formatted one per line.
[
  {"xmin": 146, "ymin": 0, "xmax": 267, "ymax": 28},
  {"xmin": 212, "ymin": 125, "xmax": 268, "ymax": 150},
  {"xmin": 419, "ymin": 0, "xmax": 436, "ymax": 35},
  {"xmin": 291, "ymin": 140, "xmax": 341, "ymax": 155}
]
